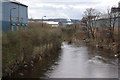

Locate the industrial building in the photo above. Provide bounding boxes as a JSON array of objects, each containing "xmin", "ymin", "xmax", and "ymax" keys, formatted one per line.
[
  {"xmin": 95, "ymin": 2, "xmax": 120, "ymax": 28},
  {"xmin": 2, "ymin": 0, "xmax": 28, "ymax": 32},
  {"xmin": 111, "ymin": 2, "xmax": 120, "ymax": 13},
  {"xmin": 44, "ymin": 21, "xmax": 59, "ymax": 27},
  {"xmin": 28, "ymin": 18, "xmax": 87, "ymax": 27}
]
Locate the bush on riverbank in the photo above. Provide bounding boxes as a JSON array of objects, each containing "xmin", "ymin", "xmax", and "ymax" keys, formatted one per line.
[
  {"xmin": 61, "ymin": 26, "xmax": 120, "ymax": 56},
  {"xmin": 61, "ymin": 26, "xmax": 76, "ymax": 43},
  {"xmin": 2, "ymin": 22, "xmax": 62, "ymax": 77}
]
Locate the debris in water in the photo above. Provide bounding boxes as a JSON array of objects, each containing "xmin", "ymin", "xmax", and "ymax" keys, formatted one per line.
[
  {"xmin": 39, "ymin": 56, "xmax": 42, "ymax": 61},
  {"xmin": 24, "ymin": 65, "xmax": 28, "ymax": 68},
  {"xmin": 115, "ymin": 54, "xmax": 118, "ymax": 57},
  {"xmin": 31, "ymin": 64, "xmax": 34, "ymax": 67},
  {"xmin": 31, "ymin": 60, "xmax": 34, "ymax": 64},
  {"xmin": 19, "ymin": 73, "xmax": 24, "ymax": 76}
]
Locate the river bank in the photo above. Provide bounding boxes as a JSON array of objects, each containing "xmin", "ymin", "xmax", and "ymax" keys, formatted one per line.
[
  {"xmin": 72, "ymin": 37, "xmax": 119, "ymax": 58},
  {"xmin": 2, "ymin": 23, "xmax": 62, "ymax": 78},
  {"xmin": 47, "ymin": 42, "xmax": 118, "ymax": 78},
  {"xmin": 2, "ymin": 26, "xmax": 119, "ymax": 78},
  {"xmin": 61, "ymin": 27, "xmax": 120, "ymax": 58},
  {"xmin": 4, "ymin": 44, "xmax": 61, "ymax": 78},
  {"xmin": 5, "ymin": 42, "xmax": 118, "ymax": 78}
]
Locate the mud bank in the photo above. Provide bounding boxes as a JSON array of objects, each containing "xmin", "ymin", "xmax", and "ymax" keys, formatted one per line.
[{"xmin": 72, "ymin": 37, "xmax": 119, "ymax": 58}]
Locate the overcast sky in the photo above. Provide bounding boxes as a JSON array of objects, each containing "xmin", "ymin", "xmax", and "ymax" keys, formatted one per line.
[{"xmin": 19, "ymin": 0, "xmax": 120, "ymax": 19}]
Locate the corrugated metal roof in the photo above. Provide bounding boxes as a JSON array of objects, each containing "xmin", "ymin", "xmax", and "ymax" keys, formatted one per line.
[{"xmin": 2, "ymin": 0, "xmax": 28, "ymax": 7}]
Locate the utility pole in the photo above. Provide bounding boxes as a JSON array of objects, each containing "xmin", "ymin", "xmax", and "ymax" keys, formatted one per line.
[{"xmin": 42, "ymin": 16, "xmax": 46, "ymax": 27}]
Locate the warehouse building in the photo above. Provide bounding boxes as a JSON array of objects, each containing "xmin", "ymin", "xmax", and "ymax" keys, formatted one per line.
[
  {"xmin": 45, "ymin": 21, "xmax": 59, "ymax": 27},
  {"xmin": 95, "ymin": 2, "xmax": 120, "ymax": 28},
  {"xmin": 2, "ymin": 0, "xmax": 28, "ymax": 32},
  {"xmin": 95, "ymin": 13, "xmax": 120, "ymax": 28}
]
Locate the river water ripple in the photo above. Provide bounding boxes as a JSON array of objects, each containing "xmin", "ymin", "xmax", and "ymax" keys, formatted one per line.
[
  {"xmin": 12, "ymin": 42, "xmax": 118, "ymax": 78},
  {"xmin": 45, "ymin": 42, "xmax": 118, "ymax": 78}
]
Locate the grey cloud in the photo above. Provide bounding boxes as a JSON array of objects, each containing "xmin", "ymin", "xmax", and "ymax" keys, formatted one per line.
[
  {"xmin": 19, "ymin": 0, "xmax": 120, "ymax": 19},
  {"xmin": 29, "ymin": 4, "xmax": 84, "ymax": 19},
  {"xmin": 40, "ymin": 2, "xmax": 100, "ymax": 5}
]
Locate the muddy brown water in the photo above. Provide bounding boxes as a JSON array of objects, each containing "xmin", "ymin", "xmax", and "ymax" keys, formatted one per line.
[{"xmin": 11, "ymin": 42, "xmax": 118, "ymax": 78}]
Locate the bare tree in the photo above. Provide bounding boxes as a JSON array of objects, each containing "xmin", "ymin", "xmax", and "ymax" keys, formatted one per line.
[
  {"xmin": 99, "ymin": 8, "xmax": 119, "ymax": 43},
  {"xmin": 108, "ymin": 9, "xmax": 117, "ymax": 39},
  {"xmin": 84, "ymin": 8, "xmax": 101, "ymax": 40},
  {"xmin": 103, "ymin": 8, "xmax": 118, "ymax": 42}
]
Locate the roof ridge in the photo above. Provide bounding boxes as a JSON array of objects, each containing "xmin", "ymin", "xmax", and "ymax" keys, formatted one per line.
[{"xmin": 2, "ymin": 0, "xmax": 28, "ymax": 7}]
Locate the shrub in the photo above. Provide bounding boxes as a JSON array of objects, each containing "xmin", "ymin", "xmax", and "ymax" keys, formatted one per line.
[{"xmin": 2, "ymin": 22, "xmax": 62, "ymax": 76}]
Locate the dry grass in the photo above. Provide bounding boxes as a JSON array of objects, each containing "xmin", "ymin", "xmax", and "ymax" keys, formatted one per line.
[{"xmin": 2, "ymin": 22, "xmax": 62, "ymax": 75}]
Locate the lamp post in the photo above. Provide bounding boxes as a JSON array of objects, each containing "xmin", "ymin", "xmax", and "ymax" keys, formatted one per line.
[
  {"xmin": 10, "ymin": 8, "xmax": 16, "ymax": 31},
  {"xmin": 42, "ymin": 16, "xmax": 46, "ymax": 27}
]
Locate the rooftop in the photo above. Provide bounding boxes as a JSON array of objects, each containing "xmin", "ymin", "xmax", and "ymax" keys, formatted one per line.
[
  {"xmin": 2, "ymin": 0, "xmax": 28, "ymax": 7},
  {"xmin": 94, "ymin": 12, "xmax": 120, "ymax": 20},
  {"xmin": 45, "ymin": 21, "xmax": 59, "ymax": 25}
]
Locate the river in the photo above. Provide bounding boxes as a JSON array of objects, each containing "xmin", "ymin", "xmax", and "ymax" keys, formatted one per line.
[{"xmin": 11, "ymin": 42, "xmax": 118, "ymax": 78}]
